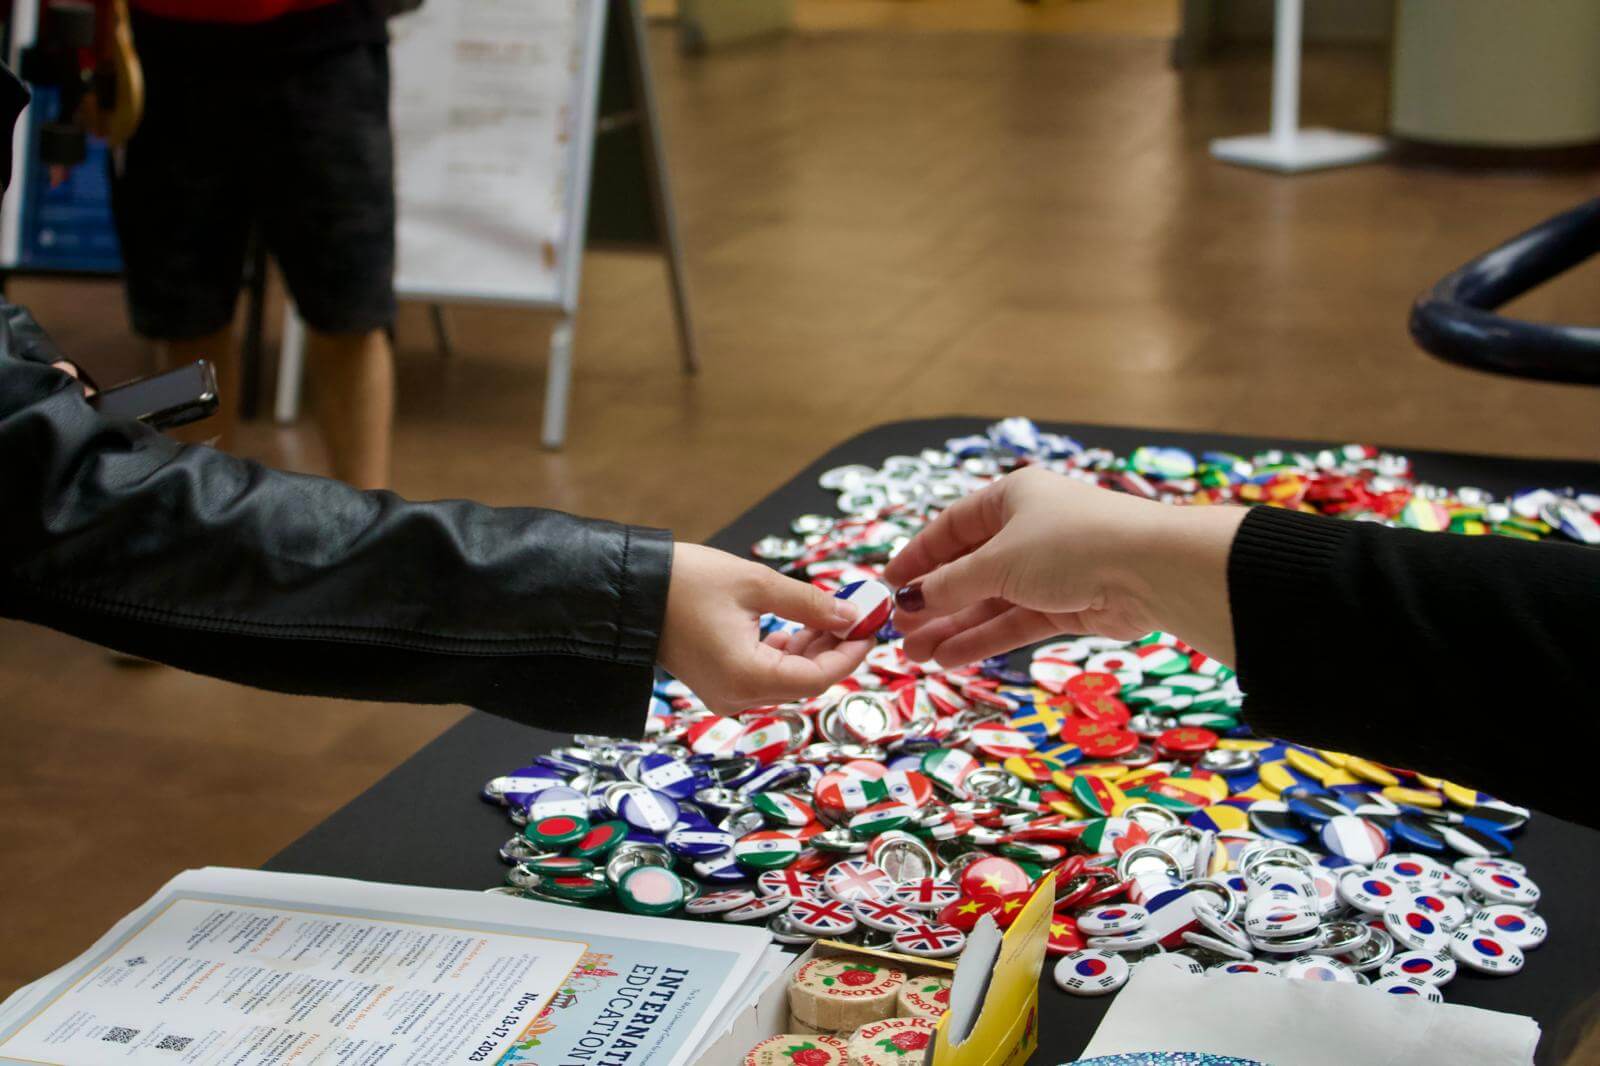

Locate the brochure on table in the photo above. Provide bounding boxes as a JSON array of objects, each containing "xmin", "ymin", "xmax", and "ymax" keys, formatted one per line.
[{"xmin": 0, "ymin": 867, "xmax": 775, "ymax": 1066}]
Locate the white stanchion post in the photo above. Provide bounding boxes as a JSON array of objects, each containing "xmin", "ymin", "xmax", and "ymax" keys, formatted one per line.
[{"xmin": 1210, "ymin": 0, "xmax": 1387, "ymax": 173}]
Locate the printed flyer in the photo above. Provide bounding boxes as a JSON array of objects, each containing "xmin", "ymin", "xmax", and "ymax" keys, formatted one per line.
[{"xmin": 0, "ymin": 868, "xmax": 772, "ymax": 1066}]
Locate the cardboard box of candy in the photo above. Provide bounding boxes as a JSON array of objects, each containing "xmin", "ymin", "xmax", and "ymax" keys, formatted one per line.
[{"xmin": 702, "ymin": 874, "xmax": 1054, "ymax": 1066}]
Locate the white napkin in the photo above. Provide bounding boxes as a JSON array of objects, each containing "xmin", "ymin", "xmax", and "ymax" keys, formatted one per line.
[{"xmin": 1076, "ymin": 965, "xmax": 1540, "ymax": 1065}]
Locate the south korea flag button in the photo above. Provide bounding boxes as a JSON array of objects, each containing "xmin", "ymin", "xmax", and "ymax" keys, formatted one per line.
[
  {"xmin": 1053, "ymin": 950, "xmax": 1129, "ymax": 996},
  {"xmin": 1449, "ymin": 927, "xmax": 1525, "ymax": 976},
  {"xmin": 1466, "ymin": 868, "xmax": 1541, "ymax": 907},
  {"xmin": 1379, "ymin": 950, "xmax": 1456, "ymax": 986},
  {"xmin": 1470, "ymin": 905, "xmax": 1548, "ymax": 950}
]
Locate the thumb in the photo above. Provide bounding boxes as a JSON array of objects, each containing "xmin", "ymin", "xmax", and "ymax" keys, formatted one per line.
[
  {"xmin": 904, "ymin": 544, "xmax": 1006, "ymax": 617},
  {"xmin": 760, "ymin": 569, "xmax": 857, "ymax": 632}
]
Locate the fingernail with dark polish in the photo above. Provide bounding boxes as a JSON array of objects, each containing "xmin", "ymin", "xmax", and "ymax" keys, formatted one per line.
[{"xmin": 894, "ymin": 583, "xmax": 925, "ymax": 612}]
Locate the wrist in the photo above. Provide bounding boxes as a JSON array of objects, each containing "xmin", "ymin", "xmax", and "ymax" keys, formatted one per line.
[{"xmin": 1121, "ymin": 502, "xmax": 1246, "ymax": 665}]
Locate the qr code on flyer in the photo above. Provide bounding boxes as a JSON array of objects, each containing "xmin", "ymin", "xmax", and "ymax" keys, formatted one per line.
[
  {"xmin": 102, "ymin": 1026, "xmax": 140, "ymax": 1044},
  {"xmin": 157, "ymin": 1035, "xmax": 194, "ymax": 1051}
]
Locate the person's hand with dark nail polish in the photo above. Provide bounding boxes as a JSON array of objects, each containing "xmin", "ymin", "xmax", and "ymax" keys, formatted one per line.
[{"xmin": 882, "ymin": 467, "xmax": 1246, "ymax": 669}]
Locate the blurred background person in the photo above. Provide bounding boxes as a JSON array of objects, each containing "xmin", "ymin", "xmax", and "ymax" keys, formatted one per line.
[{"xmin": 110, "ymin": 0, "xmax": 395, "ymax": 488}]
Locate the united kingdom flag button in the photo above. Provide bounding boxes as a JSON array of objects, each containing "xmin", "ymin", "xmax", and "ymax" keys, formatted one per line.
[{"xmin": 893, "ymin": 922, "xmax": 966, "ymax": 959}]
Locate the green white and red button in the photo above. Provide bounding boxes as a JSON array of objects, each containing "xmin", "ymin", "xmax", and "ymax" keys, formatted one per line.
[
  {"xmin": 753, "ymin": 791, "xmax": 815, "ymax": 828},
  {"xmin": 734, "ymin": 830, "xmax": 803, "ymax": 870}
]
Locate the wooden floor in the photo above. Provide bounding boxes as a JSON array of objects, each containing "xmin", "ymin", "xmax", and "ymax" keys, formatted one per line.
[{"xmin": 5, "ymin": 28, "xmax": 1600, "ymax": 998}]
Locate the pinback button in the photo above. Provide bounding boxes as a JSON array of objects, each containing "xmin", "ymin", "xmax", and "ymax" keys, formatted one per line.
[
  {"xmin": 1141, "ymin": 953, "xmax": 1206, "ymax": 977},
  {"xmin": 1470, "ymin": 905, "xmax": 1547, "ymax": 950},
  {"xmin": 824, "ymin": 858, "xmax": 895, "ymax": 902},
  {"xmin": 1077, "ymin": 904, "xmax": 1150, "ymax": 936},
  {"xmin": 1047, "ymin": 913, "xmax": 1086, "ymax": 955},
  {"xmin": 1462, "ymin": 806, "xmax": 1530, "ymax": 840},
  {"xmin": 1210, "ymin": 960, "xmax": 1282, "ymax": 977},
  {"xmin": 1156, "ymin": 727, "xmax": 1218, "ymax": 758},
  {"xmin": 635, "ymin": 752, "xmax": 703, "ymax": 799},
  {"xmin": 526, "ymin": 855, "xmax": 594, "ymax": 877},
  {"xmin": 1243, "ymin": 893, "xmax": 1319, "ymax": 938},
  {"xmin": 1071, "ymin": 774, "xmax": 1129, "ymax": 817},
  {"xmin": 789, "ymin": 897, "xmax": 859, "ymax": 936},
  {"xmin": 543, "ymin": 873, "xmax": 611, "ymax": 902},
  {"xmin": 1392, "ymin": 815, "xmax": 1449, "ymax": 854},
  {"xmin": 961, "ymin": 856, "xmax": 1031, "ymax": 898},
  {"xmin": 1453, "ymin": 856, "xmax": 1526, "ymax": 878},
  {"xmin": 724, "ymin": 893, "xmax": 793, "ymax": 923},
  {"xmin": 892, "ymin": 878, "xmax": 961, "ymax": 911},
  {"xmin": 1380, "ymin": 950, "xmax": 1457, "ymax": 986},
  {"xmin": 1285, "ymin": 797, "xmax": 1348, "ymax": 825},
  {"xmin": 1440, "ymin": 822, "xmax": 1514, "ymax": 858},
  {"xmin": 617, "ymin": 865, "xmax": 685, "ymax": 916},
  {"xmin": 619, "ymin": 789, "xmax": 680, "ymax": 834},
  {"xmin": 1338, "ymin": 871, "xmax": 1409, "ymax": 914},
  {"xmin": 1466, "ymin": 867, "xmax": 1540, "ymax": 907},
  {"xmin": 527, "ymin": 785, "xmax": 587, "ymax": 821},
  {"xmin": 831, "ymin": 579, "xmax": 894, "ymax": 641},
  {"xmin": 1384, "ymin": 907, "xmax": 1453, "ymax": 954},
  {"xmin": 1085, "ymin": 927, "xmax": 1160, "ymax": 953},
  {"xmin": 567, "ymin": 819, "xmax": 629, "ymax": 859},
  {"xmin": 1409, "ymin": 892, "xmax": 1466, "ymax": 930},
  {"xmin": 1320, "ymin": 814, "xmax": 1389, "ymax": 865},
  {"xmin": 758, "ymin": 868, "xmax": 822, "ymax": 900},
  {"xmin": 1053, "ymin": 950, "xmax": 1129, "ymax": 996},
  {"xmin": 1449, "ymin": 928, "xmax": 1525, "ymax": 975},
  {"xmin": 1371, "ymin": 975, "xmax": 1445, "ymax": 1002},
  {"xmin": 1281, "ymin": 956, "xmax": 1359, "ymax": 984},
  {"xmin": 752, "ymin": 791, "xmax": 815, "ymax": 829},
  {"xmin": 666, "ymin": 822, "xmax": 735, "ymax": 859},
  {"xmin": 684, "ymin": 888, "xmax": 757, "ymax": 916},
  {"xmin": 854, "ymin": 897, "xmax": 919, "ymax": 932},
  {"xmin": 1248, "ymin": 801, "xmax": 1311, "ymax": 845},
  {"xmin": 525, "ymin": 814, "xmax": 589, "ymax": 849},
  {"xmin": 894, "ymin": 922, "xmax": 967, "ymax": 959},
  {"xmin": 734, "ymin": 830, "xmax": 803, "ymax": 870},
  {"xmin": 1077, "ymin": 729, "xmax": 1141, "ymax": 760}
]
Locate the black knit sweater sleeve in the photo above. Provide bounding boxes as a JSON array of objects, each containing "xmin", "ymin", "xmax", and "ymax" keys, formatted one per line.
[{"xmin": 1227, "ymin": 505, "xmax": 1599, "ymax": 829}]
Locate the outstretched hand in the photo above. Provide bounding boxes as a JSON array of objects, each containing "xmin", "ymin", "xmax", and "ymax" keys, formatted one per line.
[
  {"xmin": 883, "ymin": 466, "xmax": 1245, "ymax": 669},
  {"xmin": 658, "ymin": 544, "xmax": 873, "ymax": 714}
]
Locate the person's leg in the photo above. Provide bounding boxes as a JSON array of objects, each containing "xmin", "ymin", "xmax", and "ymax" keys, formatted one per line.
[
  {"xmin": 110, "ymin": 58, "xmax": 248, "ymax": 447},
  {"xmin": 154, "ymin": 328, "xmax": 237, "ymax": 449},
  {"xmin": 259, "ymin": 41, "xmax": 398, "ymax": 489},
  {"xmin": 305, "ymin": 327, "xmax": 393, "ymax": 490}
]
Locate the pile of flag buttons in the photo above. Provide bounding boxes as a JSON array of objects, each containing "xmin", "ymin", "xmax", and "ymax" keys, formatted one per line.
[{"xmin": 481, "ymin": 418, "xmax": 1555, "ymax": 1007}]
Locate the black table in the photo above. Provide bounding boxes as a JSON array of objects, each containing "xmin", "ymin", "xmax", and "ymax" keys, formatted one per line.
[{"xmin": 268, "ymin": 418, "xmax": 1600, "ymax": 1065}]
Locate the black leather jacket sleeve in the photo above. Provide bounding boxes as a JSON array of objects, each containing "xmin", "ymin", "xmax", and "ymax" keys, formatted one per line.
[{"xmin": 0, "ymin": 300, "xmax": 672, "ymax": 735}]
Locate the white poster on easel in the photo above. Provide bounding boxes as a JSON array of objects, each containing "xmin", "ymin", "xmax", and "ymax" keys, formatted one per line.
[{"xmin": 388, "ymin": 0, "xmax": 604, "ymax": 308}]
